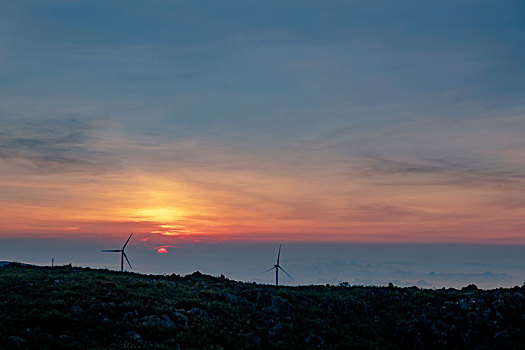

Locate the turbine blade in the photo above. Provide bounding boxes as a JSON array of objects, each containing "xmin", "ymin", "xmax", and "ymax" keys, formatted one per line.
[
  {"xmin": 263, "ymin": 267, "xmax": 275, "ymax": 273},
  {"xmin": 101, "ymin": 250, "xmax": 121, "ymax": 252},
  {"xmin": 123, "ymin": 252, "xmax": 132, "ymax": 270},
  {"xmin": 278, "ymin": 266, "xmax": 293, "ymax": 280},
  {"xmin": 277, "ymin": 244, "xmax": 281, "ymax": 265},
  {"xmin": 122, "ymin": 232, "xmax": 133, "ymax": 249}
]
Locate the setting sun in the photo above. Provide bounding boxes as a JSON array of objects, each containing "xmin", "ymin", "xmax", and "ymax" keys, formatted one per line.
[{"xmin": 134, "ymin": 208, "xmax": 180, "ymax": 223}]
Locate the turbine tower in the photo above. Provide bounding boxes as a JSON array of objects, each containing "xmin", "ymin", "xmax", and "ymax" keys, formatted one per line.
[
  {"xmin": 101, "ymin": 233, "xmax": 133, "ymax": 272},
  {"xmin": 264, "ymin": 244, "xmax": 293, "ymax": 286}
]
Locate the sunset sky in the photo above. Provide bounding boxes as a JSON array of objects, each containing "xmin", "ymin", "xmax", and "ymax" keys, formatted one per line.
[{"xmin": 1, "ymin": 0, "xmax": 524, "ymax": 259}]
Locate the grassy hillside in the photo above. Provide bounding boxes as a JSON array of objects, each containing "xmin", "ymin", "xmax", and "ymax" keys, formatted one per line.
[{"xmin": 1, "ymin": 263, "xmax": 524, "ymax": 349}]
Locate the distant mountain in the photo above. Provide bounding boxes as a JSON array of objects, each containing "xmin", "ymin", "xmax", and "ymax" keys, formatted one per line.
[
  {"xmin": 416, "ymin": 279, "xmax": 433, "ymax": 288},
  {"xmin": 0, "ymin": 261, "xmax": 37, "ymax": 267},
  {"xmin": 1, "ymin": 264, "xmax": 525, "ymax": 349}
]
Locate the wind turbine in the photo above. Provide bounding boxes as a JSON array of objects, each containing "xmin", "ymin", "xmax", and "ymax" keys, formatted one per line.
[
  {"xmin": 101, "ymin": 233, "xmax": 133, "ymax": 272},
  {"xmin": 264, "ymin": 244, "xmax": 293, "ymax": 286}
]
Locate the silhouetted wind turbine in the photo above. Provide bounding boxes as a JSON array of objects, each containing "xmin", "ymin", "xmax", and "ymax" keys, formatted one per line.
[
  {"xmin": 101, "ymin": 233, "xmax": 133, "ymax": 272},
  {"xmin": 264, "ymin": 244, "xmax": 293, "ymax": 286}
]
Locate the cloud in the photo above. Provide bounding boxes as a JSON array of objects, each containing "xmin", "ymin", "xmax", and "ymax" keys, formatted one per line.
[
  {"xmin": 0, "ymin": 116, "xmax": 115, "ymax": 173},
  {"xmin": 361, "ymin": 155, "xmax": 525, "ymax": 190},
  {"xmin": 426, "ymin": 271, "xmax": 507, "ymax": 281}
]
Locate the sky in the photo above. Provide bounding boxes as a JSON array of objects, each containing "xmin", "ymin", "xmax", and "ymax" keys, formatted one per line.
[{"xmin": 0, "ymin": 1, "xmax": 524, "ymax": 285}]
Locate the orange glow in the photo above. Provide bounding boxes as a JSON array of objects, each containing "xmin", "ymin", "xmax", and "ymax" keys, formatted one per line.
[
  {"xmin": 1, "ymin": 145, "xmax": 524, "ymax": 245},
  {"xmin": 156, "ymin": 248, "xmax": 168, "ymax": 254}
]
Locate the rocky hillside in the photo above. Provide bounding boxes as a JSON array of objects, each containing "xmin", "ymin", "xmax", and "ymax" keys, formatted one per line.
[{"xmin": 1, "ymin": 263, "xmax": 524, "ymax": 349}]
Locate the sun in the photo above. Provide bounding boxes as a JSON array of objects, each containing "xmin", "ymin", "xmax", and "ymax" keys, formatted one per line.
[
  {"xmin": 156, "ymin": 247, "xmax": 168, "ymax": 254},
  {"xmin": 134, "ymin": 208, "xmax": 181, "ymax": 222}
]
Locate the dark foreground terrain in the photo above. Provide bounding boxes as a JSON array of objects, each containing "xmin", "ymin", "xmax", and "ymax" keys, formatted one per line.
[{"xmin": 1, "ymin": 263, "xmax": 525, "ymax": 349}]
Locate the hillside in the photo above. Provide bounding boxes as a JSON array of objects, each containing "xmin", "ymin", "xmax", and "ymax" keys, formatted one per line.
[{"xmin": 1, "ymin": 263, "xmax": 524, "ymax": 349}]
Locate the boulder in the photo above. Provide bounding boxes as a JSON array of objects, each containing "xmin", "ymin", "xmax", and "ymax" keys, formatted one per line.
[{"xmin": 141, "ymin": 315, "xmax": 176, "ymax": 328}]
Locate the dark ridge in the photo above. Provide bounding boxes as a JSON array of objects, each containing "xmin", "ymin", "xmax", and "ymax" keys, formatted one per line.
[{"xmin": 1, "ymin": 263, "xmax": 525, "ymax": 349}]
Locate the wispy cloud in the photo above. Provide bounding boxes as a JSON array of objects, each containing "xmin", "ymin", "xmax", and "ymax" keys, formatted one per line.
[
  {"xmin": 0, "ymin": 116, "xmax": 114, "ymax": 173},
  {"xmin": 362, "ymin": 155, "xmax": 525, "ymax": 189},
  {"xmin": 426, "ymin": 271, "xmax": 508, "ymax": 281}
]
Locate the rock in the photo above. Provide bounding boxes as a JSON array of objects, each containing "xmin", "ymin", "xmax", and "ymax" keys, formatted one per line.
[
  {"xmin": 126, "ymin": 331, "xmax": 143, "ymax": 343},
  {"xmin": 198, "ymin": 291, "xmax": 213, "ymax": 301},
  {"xmin": 218, "ymin": 291, "xmax": 238, "ymax": 304},
  {"xmin": 9, "ymin": 335, "xmax": 26, "ymax": 344},
  {"xmin": 268, "ymin": 322, "xmax": 283, "ymax": 337},
  {"xmin": 240, "ymin": 332, "xmax": 262, "ymax": 347},
  {"xmin": 306, "ymin": 334, "xmax": 326, "ymax": 349},
  {"xmin": 459, "ymin": 299, "xmax": 467, "ymax": 310},
  {"xmin": 124, "ymin": 310, "xmax": 138, "ymax": 321},
  {"xmin": 492, "ymin": 299, "xmax": 505, "ymax": 308},
  {"xmin": 462, "ymin": 330, "xmax": 471, "ymax": 347},
  {"xmin": 482, "ymin": 310, "xmax": 491, "ymax": 320},
  {"xmin": 174, "ymin": 311, "xmax": 189, "ymax": 329},
  {"xmin": 251, "ymin": 335, "xmax": 262, "ymax": 347},
  {"xmin": 512, "ymin": 292, "xmax": 524, "ymax": 303},
  {"xmin": 271, "ymin": 296, "xmax": 293, "ymax": 316},
  {"xmin": 467, "ymin": 312, "xmax": 478, "ymax": 324},
  {"xmin": 71, "ymin": 304, "xmax": 83, "ymax": 313},
  {"xmin": 240, "ymin": 289, "xmax": 265, "ymax": 303},
  {"xmin": 407, "ymin": 322, "xmax": 419, "ymax": 336},
  {"xmin": 494, "ymin": 330, "xmax": 509, "ymax": 341},
  {"xmin": 141, "ymin": 315, "xmax": 176, "ymax": 328},
  {"xmin": 188, "ymin": 307, "xmax": 208, "ymax": 318}
]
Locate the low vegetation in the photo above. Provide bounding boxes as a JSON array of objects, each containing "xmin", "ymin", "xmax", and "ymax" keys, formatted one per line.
[{"xmin": 1, "ymin": 263, "xmax": 524, "ymax": 349}]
